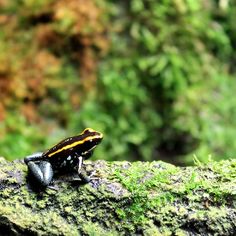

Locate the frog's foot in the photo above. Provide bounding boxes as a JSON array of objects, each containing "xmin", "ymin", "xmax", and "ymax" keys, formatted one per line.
[
  {"xmin": 87, "ymin": 170, "xmax": 99, "ymax": 180},
  {"xmin": 47, "ymin": 185, "xmax": 59, "ymax": 191},
  {"xmin": 76, "ymin": 169, "xmax": 90, "ymax": 183},
  {"xmin": 78, "ymin": 169, "xmax": 100, "ymax": 183}
]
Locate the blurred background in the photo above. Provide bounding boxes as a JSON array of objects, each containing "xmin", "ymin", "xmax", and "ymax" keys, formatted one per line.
[{"xmin": 0, "ymin": 0, "xmax": 236, "ymax": 165}]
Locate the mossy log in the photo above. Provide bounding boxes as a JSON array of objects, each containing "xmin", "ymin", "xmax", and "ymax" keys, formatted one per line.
[{"xmin": 0, "ymin": 157, "xmax": 235, "ymax": 236}]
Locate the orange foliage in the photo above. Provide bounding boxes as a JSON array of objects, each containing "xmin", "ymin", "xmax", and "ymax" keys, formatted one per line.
[
  {"xmin": 53, "ymin": 0, "xmax": 109, "ymax": 90},
  {"xmin": 0, "ymin": 0, "xmax": 109, "ymax": 123}
]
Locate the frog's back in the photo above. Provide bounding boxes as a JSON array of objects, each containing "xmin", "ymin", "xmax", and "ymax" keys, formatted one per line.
[
  {"xmin": 41, "ymin": 128, "xmax": 103, "ymax": 170},
  {"xmin": 43, "ymin": 135, "xmax": 85, "ymax": 159}
]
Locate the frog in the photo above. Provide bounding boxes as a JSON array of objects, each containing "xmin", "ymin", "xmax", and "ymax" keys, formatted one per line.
[{"xmin": 24, "ymin": 128, "xmax": 103, "ymax": 188}]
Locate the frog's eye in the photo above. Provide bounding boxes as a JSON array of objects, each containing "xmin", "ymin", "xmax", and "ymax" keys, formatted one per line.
[{"xmin": 81, "ymin": 128, "xmax": 95, "ymax": 134}]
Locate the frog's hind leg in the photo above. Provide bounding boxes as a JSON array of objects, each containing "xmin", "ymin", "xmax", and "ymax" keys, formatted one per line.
[
  {"xmin": 27, "ymin": 161, "xmax": 53, "ymax": 187},
  {"xmin": 24, "ymin": 152, "xmax": 44, "ymax": 164}
]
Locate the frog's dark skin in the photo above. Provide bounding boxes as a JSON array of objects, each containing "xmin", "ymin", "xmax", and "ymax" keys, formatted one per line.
[{"xmin": 24, "ymin": 128, "xmax": 103, "ymax": 188}]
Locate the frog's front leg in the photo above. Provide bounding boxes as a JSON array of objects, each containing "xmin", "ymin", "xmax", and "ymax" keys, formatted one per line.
[
  {"xmin": 76, "ymin": 156, "xmax": 88, "ymax": 183},
  {"xmin": 25, "ymin": 153, "xmax": 53, "ymax": 187},
  {"xmin": 77, "ymin": 156, "xmax": 97, "ymax": 183}
]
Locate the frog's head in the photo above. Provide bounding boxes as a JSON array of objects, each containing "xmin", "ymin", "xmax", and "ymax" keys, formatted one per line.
[{"xmin": 79, "ymin": 128, "xmax": 103, "ymax": 156}]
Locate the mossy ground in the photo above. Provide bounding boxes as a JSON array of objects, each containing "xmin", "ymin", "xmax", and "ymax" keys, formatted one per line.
[{"xmin": 0, "ymin": 157, "xmax": 235, "ymax": 235}]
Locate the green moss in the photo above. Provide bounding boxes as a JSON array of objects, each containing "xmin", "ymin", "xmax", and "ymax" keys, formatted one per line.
[
  {"xmin": 0, "ymin": 203, "xmax": 78, "ymax": 235},
  {"xmin": 82, "ymin": 221, "xmax": 119, "ymax": 236},
  {"xmin": 113, "ymin": 162, "xmax": 179, "ymax": 226},
  {"xmin": 111, "ymin": 160, "xmax": 235, "ymax": 233},
  {"xmin": 0, "ymin": 158, "xmax": 235, "ymax": 235}
]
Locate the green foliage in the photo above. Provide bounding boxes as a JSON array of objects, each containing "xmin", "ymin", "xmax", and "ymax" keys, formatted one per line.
[
  {"xmin": 72, "ymin": 0, "xmax": 236, "ymax": 163},
  {"xmin": 0, "ymin": 114, "xmax": 42, "ymax": 160},
  {"xmin": 0, "ymin": 0, "xmax": 236, "ymax": 164},
  {"xmin": 0, "ymin": 113, "xmax": 68, "ymax": 160}
]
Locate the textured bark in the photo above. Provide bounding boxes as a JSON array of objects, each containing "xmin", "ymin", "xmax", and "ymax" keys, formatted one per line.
[{"xmin": 0, "ymin": 157, "xmax": 235, "ymax": 235}]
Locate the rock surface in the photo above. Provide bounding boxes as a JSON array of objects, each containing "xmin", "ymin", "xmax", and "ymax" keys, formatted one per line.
[{"xmin": 0, "ymin": 157, "xmax": 235, "ymax": 235}]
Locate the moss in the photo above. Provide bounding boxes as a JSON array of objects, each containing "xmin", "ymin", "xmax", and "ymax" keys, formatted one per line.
[
  {"xmin": 0, "ymin": 203, "xmax": 78, "ymax": 235},
  {"xmin": 112, "ymin": 160, "xmax": 235, "ymax": 234},
  {"xmin": 82, "ymin": 221, "xmax": 119, "ymax": 236},
  {"xmin": 113, "ymin": 161, "xmax": 179, "ymax": 226},
  {"xmin": 0, "ymin": 158, "xmax": 235, "ymax": 235}
]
